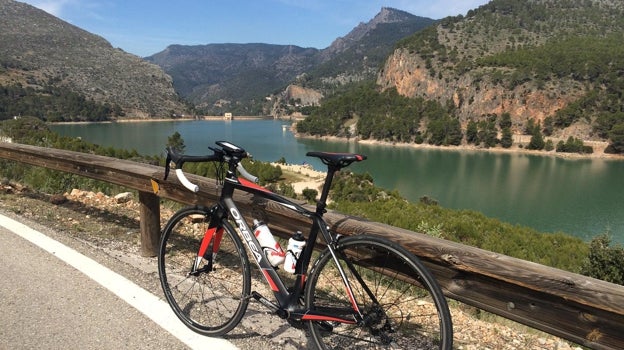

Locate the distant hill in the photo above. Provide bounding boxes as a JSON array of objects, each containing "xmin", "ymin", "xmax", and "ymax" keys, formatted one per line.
[
  {"xmin": 146, "ymin": 43, "xmax": 320, "ymax": 115},
  {"xmin": 146, "ymin": 7, "xmax": 435, "ymax": 116},
  {"xmin": 0, "ymin": 0, "xmax": 187, "ymax": 120}
]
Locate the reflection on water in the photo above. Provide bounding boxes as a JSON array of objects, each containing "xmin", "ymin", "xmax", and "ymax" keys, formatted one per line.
[{"xmin": 51, "ymin": 120, "xmax": 624, "ymax": 243}]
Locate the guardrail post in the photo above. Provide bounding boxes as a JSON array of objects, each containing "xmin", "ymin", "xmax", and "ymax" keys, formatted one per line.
[{"xmin": 139, "ymin": 191, "xmax": 160, "ymax": 257}]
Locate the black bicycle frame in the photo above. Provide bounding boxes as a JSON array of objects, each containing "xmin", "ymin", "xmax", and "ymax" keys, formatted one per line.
[{"xmin": 200, "ymin": 167, "xmax": 361, "ymax": 324}]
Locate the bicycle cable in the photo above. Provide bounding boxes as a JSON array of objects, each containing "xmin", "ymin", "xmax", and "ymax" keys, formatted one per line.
[{"xmin": 213, "ymin": 161, "xmax": 226, "ymax": 189}]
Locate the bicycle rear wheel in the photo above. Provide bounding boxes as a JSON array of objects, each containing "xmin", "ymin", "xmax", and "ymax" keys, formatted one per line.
[
  {"xmin": 158, "ymin": 206, "xmax": 251, "ymax": 336},
  {"xmin": 305, "ymin": 235, "xmax": 452, "ymax": 349}
]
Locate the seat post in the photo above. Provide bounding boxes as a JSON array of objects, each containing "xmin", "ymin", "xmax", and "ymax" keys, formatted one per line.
[{"xmin": 316, "ymin": 165, "xmax": 338, "ymax": 215}]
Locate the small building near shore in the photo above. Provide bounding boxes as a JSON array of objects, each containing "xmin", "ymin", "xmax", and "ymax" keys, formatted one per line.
[{"xmin": 224, "ymin": 112, "xmax": 233, "ymax": 120}]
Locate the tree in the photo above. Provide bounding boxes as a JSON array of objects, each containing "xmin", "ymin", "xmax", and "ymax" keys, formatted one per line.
[
  {"xmin": 524, "ymin": 118, "xmax": 538, "ymax": 135},
  {"xmin": 478, "ymin": 118, "xmax": 498, "ymax": 148},
  {"xmin": 466, "ymin": 120, "xmax": 479, "ymax": 144},
  {"xmin": 527, "ymin": 126, "xmax": 545, "ymax": 150},
  {"xmin": 499, "ymin": 112, "xmax": 512, "ymax": 130},
  {"xmin": 606, "ymin": 123, "xmax": 624, "ymax": 154},
  {"xmin": 302, "ymin": 188, "xmax": 318, "ymax": 203},
  {"xmin": 500, "ymin": 127, "xmax": 513, "ymax": 148},
  {"xmin": 167, "ymin": 131, "xmax": 186, "ymax": 153},
  {"xmin": 427, "ymin": 116, "xmax": 462, "ymax": 146}
]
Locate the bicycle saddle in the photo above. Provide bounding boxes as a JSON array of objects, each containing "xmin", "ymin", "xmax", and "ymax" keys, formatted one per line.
[{"xmin": 306, "ymin": 151, "xmax": 367, "ymax": 169}]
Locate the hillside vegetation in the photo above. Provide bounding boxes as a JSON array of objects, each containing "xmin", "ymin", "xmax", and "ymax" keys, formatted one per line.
[
  {"xmin": 301, "ymin": 0, "xmax": 624, "ymax": 154},
  {"xmin": 0, "ymin": 0, "xmax": 187, "ymax": 120}
]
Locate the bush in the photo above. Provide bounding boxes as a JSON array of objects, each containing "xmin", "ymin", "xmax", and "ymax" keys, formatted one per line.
[
  {"xmin": 556, "ymin": 136, "xmax": 593, "ymax": 154},
  {"xmin": 581, "ymin": 234, "xmax": 624, "ymax": 285},
  {"xmin": 302, "ymin": 188, "xmax": 318, "ymax": 203},
  {"xmin": 329, "ymin": 172, "xmax": 589, "ymax": 273}
]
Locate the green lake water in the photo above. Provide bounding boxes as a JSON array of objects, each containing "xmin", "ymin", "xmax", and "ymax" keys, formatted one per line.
[{"xmin": 51, "ymin": 119, "xmax": 624, "ymax": 243}]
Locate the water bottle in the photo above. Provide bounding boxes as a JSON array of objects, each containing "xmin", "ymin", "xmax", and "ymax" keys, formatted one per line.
[
  {"xmin": 284, "ymin": 231, "xmax": 306, "ymax": 274},
  {"xmin": 252, "ymin": 219, "xmax": 285, "ymax": 267}
]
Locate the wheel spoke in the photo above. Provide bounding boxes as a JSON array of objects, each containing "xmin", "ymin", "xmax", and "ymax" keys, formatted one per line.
[
  {"xmin": 305, "ymin": 235, "xmax": 453, "ymax": 349},
  {"xmin": 158, "ymin": 208, "xmax": 250, "ymax": 336}
]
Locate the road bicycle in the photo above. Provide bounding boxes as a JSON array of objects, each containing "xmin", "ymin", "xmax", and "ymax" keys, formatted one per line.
[{"xmin": 158, "ymin": 140, "xmax": 453, "ymax": 349}]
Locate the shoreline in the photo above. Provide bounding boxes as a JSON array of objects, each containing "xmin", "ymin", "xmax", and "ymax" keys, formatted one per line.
[
  {"xmin": 293, "ymin": 131, "xmax": 624, "ymax": 161},
  {"xmin": 48, "ymin": 115, "xmax": 270, "ymax": 125},
  {"xmin": 48, "ymin": 117, "xmax": 623, "ymax": 161}
]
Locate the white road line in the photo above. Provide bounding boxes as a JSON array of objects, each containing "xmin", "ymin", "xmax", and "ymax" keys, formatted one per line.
[{"xmin": 0, "ymin": 214, "xmax": 238, "ymax": 350}]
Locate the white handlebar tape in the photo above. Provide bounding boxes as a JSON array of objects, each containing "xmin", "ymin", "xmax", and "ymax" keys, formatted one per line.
[{"xmin": 175, "ymin": 169, "xmax": 199, "ymax": 192}]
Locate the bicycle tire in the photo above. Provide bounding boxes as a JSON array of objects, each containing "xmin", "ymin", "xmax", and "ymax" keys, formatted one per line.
[
  {"xmin": 158, "ymin": 206, "xmax": 251, "ymax": 336},
  {"xmin": 305, "ymin": 235, "xmax": 453, "ymax": 349}
]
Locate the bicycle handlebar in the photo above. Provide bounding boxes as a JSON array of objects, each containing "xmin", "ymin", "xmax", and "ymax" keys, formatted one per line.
[
  {"xmin": 175, "ymin": 168, "xmax": 200, "ymax": 192},
  {"xmin": 164, "ymin": 141, "xmax": 259, "ymax": 193},
  {"xmin": 237, "ymin": 163, "xmax": 259, "ymax": 183}
]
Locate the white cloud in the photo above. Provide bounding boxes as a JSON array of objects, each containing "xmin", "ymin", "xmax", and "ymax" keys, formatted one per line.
[{"xmin": 22, "ymin": 0, "xmax": 73, "ymax": 16}]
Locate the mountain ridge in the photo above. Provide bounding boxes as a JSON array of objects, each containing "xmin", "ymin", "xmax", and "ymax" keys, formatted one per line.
[{"xmin": 146, "ymin": 7, "xmax": 435, "ymax": 116}]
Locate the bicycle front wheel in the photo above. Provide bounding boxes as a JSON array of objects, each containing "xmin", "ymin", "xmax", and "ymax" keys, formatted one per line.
[
  {"xmin": 158, "ymin": 206, "xmax": 251, "ymax": 336},
  {"xmin": 305, "ymin": 235, "xmax": 452, "ymax": 349}
]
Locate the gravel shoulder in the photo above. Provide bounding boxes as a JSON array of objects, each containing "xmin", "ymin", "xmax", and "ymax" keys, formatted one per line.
[{"xmin": 0, "ymin": 183, "xmax": 583, "ymax": 350}]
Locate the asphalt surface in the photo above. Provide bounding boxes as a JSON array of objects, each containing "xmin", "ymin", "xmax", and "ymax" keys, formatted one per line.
[{"xmin": 0, "ymin": 211, "xmax": 309, "ymax": 350}]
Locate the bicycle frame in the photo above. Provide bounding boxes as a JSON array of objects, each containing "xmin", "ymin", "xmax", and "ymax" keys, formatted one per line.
[
  {"xmin": 163, "ymin": 143, "xmax": 452, "ymax": 348},
  {"xmin": 199, "ymin": 167, "xmax": 361, "ymax": 324}
]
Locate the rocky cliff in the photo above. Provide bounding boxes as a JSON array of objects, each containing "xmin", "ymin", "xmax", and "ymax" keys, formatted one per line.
[{"xmin": 379, "ymin": 49, "xmax": 584, "ymax": 131}]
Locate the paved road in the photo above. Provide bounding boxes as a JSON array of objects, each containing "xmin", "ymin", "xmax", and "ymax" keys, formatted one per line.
[
  {"xmin": 0, "ymin": 211, "xmax": 308, "ymax": 350},
  {"xmin": 0, "ymin": 213, "xmax": 238, "ymax": 350}
]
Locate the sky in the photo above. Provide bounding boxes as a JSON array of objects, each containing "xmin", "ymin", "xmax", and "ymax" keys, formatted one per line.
[{"xmin": 20, "ymin": 0, "xmax": 491, "ymax": 57}]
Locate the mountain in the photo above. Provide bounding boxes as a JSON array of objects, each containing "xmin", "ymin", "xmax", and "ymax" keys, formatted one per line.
[
  {"xmin": 310, "ymin": 8, "xmax": 435, "ymax": 88},
  {"xmin": 377, "ymin": 0, "xmax": 624, "ymax": 143},
  {"xmin": 146, "ymin": 8, "xmax": 435, "ymax": 116},
  {"xmin": 0, "ymin": 0, "xmax": 187, "ymax": 120},
  {"xmin": 146, "ymin": 44, "xmax": 320, "ymax": 115}
]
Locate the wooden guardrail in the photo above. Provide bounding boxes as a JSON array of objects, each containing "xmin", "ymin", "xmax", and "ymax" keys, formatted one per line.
[{"xmin": 0, "ymin": 142, "xmax": 623, "ymax": 349}]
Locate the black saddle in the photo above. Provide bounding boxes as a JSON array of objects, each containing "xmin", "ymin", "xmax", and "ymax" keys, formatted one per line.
[{"xmin": 306, "ymin": 151, "xmax": 367, "ymax": 169}]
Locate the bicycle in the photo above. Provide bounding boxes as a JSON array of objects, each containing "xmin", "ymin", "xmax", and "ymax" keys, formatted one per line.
[{"xmin": 158, "ymin": 140, "xmax": 453, "ymax": 349}]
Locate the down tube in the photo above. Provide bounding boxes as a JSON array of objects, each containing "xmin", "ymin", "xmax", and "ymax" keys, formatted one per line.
[{"xmin": 223, "ymin": 197, "xmax": 290, "ymax": 303}]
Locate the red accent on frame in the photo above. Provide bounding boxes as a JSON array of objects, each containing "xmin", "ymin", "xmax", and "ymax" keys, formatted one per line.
[
  {"xmin": 238, "ymin": 177, "xmax": 271, "ymax": 193},
  {"xmin": 261, "ymin": 269, "xmax": 280, "ymax": 292},
  {"xmin": 198, "ymin": 227, "xmax": 216, "ymax": 258},
  {"xmin": 301, "ymin": 314, "xmax": 357, "ymax": 324},
  {"xmin": 345, "ymin": 284, "xmax": 360, "ymax": 313},
  {"xmin": 213, "ymin": 227, "xmax": 224, "ymax": 254},
  {"xmin": 300, "ymin": 275, "xmax": 306, "ymax": 289}
]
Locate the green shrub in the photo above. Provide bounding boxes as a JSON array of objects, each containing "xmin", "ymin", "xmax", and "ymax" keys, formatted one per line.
[{"xmin": 581, "ymin": 234, "xmax": 624, "ymax": 285}]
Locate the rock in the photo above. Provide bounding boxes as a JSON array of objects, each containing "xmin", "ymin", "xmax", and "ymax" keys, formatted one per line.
[
  {"xmin": 49, "ymin": 194, "xmax": 67, "ymax": 205},
  {"xmin": 114, "ymin": 192, "xmax": 133, "ymax": 204}
]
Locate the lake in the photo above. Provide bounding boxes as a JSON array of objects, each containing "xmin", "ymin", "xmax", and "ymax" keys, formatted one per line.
[{"xmin": 50, "ymin": 119, "xmax": 624, "ymax": 243}]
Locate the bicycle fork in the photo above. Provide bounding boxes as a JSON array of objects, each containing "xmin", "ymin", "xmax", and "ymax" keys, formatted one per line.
[{"xmin": 191, "ymin": 225, "xmax": 224, "ymax": 274}]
